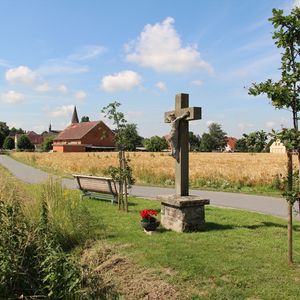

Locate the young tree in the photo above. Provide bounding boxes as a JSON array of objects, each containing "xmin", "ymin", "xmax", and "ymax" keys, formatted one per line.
[
  {"xmin": 101, "ymin": 102, "xmax": 134, "ymax": 212},
  {"xmin": 3, "ymin": 136, "xmax": 15, "ymax": 150},
  {"xmin": 248, "ymin": 7, "xmax": 300, "ymax": 264},
  {"xmin": 143, "ymin": 136, "xmax": 168, "ymax": 152}
]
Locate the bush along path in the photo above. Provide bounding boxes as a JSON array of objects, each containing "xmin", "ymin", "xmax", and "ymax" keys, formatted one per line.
[{"xmin": 0, "ymin": 154, "xmax": 289, "ymax": 218}]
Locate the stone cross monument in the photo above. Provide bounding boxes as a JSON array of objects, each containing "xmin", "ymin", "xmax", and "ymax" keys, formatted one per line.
[
  {"xmin": 158, "ymin": 93, "xmax": 210, "ymax": 232},
  {"xmin": 165, "ymin": 93, "xmax": 201, "ymax": 196}
]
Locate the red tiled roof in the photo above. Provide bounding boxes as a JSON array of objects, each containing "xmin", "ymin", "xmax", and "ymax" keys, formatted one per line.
[{"xmin": 54, "ymin": 121, "xmax": 101, "ymax": 140}]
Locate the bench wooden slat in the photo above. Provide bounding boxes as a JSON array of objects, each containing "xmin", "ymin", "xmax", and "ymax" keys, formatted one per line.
[{"xmin": 73, "ymin": 174, "xmax": 118, "ymax": 203}]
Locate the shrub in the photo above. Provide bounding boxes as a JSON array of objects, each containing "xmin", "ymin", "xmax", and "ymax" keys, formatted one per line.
[
  {"xmin": 3, "ymin": 136, "xmax": 14, "ymax": 149},
  {"xmin": 17, "ymin": 135, "xmax": 34, "ymax": 151}
]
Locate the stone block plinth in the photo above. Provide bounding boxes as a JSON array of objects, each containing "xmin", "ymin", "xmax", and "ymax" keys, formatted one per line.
[{"xmin": 158, "ymin": 195, "xmax": 210, "ymax": 233}]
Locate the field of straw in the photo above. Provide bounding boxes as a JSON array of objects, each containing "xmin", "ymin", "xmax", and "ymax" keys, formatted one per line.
[{"xmin": 11, "ymin": 152, "xmax": 292, "ymax": 189}]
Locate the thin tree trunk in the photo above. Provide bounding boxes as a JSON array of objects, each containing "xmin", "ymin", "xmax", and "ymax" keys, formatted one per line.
[
  {"xmin": 122, "ymin": 151, "xmax": 128, "ymax": 212},
  {"xmin": 287, "ymin": 151, "xmax": 293, "ymax": 264}
]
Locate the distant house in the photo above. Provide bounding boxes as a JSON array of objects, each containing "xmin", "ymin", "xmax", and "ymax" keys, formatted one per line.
[
  {"xmin": 53, "ymin": 121, "xmax": 115, "ymax": 152},
  {"xmin": 225, "ymin": 137, "xmax": 237, "ymax": 152},
  {"xmin": 270, "ymin": 140, "xmax": 286, "ymax": 153}
]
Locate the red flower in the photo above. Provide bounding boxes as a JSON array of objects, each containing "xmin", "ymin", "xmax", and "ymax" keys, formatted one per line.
[{"xmin": 140, "ymin": 209, "xmax": 158, "ymax": 220}]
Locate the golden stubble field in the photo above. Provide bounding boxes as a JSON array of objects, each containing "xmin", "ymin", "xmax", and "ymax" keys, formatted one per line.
[{"xmin": 11, "ymin": 152, "xmax": 292, "ymax": 188}]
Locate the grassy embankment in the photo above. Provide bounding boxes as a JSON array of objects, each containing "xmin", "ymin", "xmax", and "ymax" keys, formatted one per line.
[
  {"xmin": 11, "ymin": 151, "xmax": 292, "ymax": 195},
  {"xmin": 1, "ymin": 163, "xmax": 300, "ymax": 299}
]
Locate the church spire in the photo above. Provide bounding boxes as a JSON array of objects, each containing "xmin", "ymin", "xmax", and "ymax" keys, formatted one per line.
[{"xmin": 71, "ymin": 106, "xmax": 79, "ymax": 124}]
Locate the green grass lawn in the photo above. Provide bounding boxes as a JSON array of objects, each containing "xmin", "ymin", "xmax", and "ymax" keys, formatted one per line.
[{"xmin": 86, "ymin": 196, "xmax": 300, "ymax": 299}]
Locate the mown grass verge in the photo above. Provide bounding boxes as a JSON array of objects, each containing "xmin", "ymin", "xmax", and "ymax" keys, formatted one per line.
[{"xmin": 86, "ymin": 196, "xmax": 300, "ymax": 299}]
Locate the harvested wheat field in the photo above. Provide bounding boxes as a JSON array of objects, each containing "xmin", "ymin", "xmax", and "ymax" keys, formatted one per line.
[{"xmin": 11, "ymin": 152, "xmax": 294, "ymax": 190}]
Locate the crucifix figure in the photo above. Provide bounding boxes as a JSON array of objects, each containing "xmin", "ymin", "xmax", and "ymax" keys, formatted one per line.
[{"xmin": 165, "ymin": 93, "xmax": 201, "ymax": 196}]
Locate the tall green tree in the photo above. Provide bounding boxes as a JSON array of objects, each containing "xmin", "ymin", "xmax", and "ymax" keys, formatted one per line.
[
  {"xmin": 121, "ymin": 123, "xmax": 142, "ymax": 151},
  {"xmin": 243, "ymin": 131, "xmax": 268, "ymax": 152},
  {"xmin": 189, "ymin": 131, "xmax": 200, "ymax": 151},
  {"xmin": 143, "ymin": 136, "xmax": 168, "ymax": 152},
  {"xmin": 248, "ymin": 7, "xmax": 300, "ymax": 264},
  {"xmin": 208, "ymin": 123, "xmax": 227, "ymax": 151},
  {"xmin": 199, "ymin": 133, "xmax": 213, "ymax": 152}
]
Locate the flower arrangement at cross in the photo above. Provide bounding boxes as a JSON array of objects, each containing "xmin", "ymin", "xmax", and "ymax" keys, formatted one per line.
[{"xmin": 140, "ymin": 209, "xmax": 159, "ymax": 222}]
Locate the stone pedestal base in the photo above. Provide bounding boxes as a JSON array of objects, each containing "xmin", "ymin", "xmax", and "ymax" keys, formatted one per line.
[{"xmin": 158, "ymin": 195, "xmax": 210, "ymax": 233}]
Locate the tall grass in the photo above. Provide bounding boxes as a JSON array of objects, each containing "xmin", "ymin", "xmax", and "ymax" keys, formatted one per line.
[
  {"xmin": 12, "ymin": 152, "xmax": 291, "ymax": 191},
  {"xmin": 0, "ymin": 167, "xmax": 110, "ymax": 298}
]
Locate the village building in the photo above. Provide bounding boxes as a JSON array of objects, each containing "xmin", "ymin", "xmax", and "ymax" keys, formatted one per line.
[
  {"xmin": 270, "ymin": 140, "xmax": 286, "ymax": 153},
  {"xmin": 52, "ymin": 106, "xmax": 115, "ymax": 152},
  {"xmin": 14, "ymin": 131, "xmax": 43, "ymax": 149},
  {"xmin": 225, "ymin": 137, "xmax": 237, "ymax": 152}
]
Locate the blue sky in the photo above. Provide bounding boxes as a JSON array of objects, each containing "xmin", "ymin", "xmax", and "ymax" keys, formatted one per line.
[{"xmin": 0, "ymin": 0, "xmax": 299, "ymax": 138}]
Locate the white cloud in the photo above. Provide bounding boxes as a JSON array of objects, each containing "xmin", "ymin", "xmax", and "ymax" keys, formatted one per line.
[
  {"xmin": 155, "ymin": 81, "xmax": 167, "ymax": 91},
  {"xmin": 1, "ymin": 90, "xmax": 25, "ymax": 104},
  {"xmin": 5, "ymin": 66, "xmax": 36, "ymax": 85},
  {"xmin": 57, "ymin": 84, "xmax": 68, "ymax": 93},
  {"xmin": 101, "ymin": 70, "xmax": 142, "ymax": 92},
  {"xmin": 68, "ymin": 45, "xmax": 106, "ymax": 60},
  {"xmin": 35, "ymin": 83, "xmax": 50, "ymax": 92},
  {"xmin": 74, "ymin": 90, "xmax": 87, "ymax": 100},
  {"xmin": 191, "ymin": 79, "xmax": 203, "ymax": 86},
  {"xmin": 125, "ymin": 17, "xmax": 213, "ymax": 73},
  {"xmin": 294, "ymin": 0, "xmax": 300, "ymax": 8},
  {"xmin": 50, "ymin": 105, "xmax": 74, "ymax": 117}
]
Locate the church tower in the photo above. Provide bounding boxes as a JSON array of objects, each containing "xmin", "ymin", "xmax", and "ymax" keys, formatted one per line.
[{"xmin": 71, "ymin": 106, "xmax": 79, "ymax": 124}]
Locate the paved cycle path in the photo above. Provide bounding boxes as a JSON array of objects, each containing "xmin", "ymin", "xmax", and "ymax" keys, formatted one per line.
[{"xmin": 0, "ymin": 154, "xmax": 290, "ymax": 218}]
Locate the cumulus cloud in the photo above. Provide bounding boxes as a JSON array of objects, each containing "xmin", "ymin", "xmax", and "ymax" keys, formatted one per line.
[
  {"xmin": 1, "ymin": 90, "xmax": 25, "ymax": 104},
  {"xmin": 155, "ymin": 81, "xmax": 167, "ymax": 91},
  {"xmin": 35, "ymin": 83, "xmax": 50, "ymax": 92},
  {"xmin": 68, "ymin": 45, "xmax": 106, "ymax": 60},
  {"xmin": 50, "ymin": 105, "xmax": 74, "ymax": 117},
  {"xmin": 5, "ymin": 66, "xmax": 36, "ymax": 85},
  {"xmin": 191, "ymin": 79, "xmax": 203, "ymax": 86},
  {"xmin": 125, "ymin": 17, "xmax": 213, "ymax": 73},
  {"xmin": 101, "ymin": 70, "xmax": 142, "ymax": 92},
  {"xmin": 294, "ymin": 0, "xmax": 300, "ymax": 8},
  {"xmin": 74, "ymin": 90, "xmax": 87, "ymax": 100}
]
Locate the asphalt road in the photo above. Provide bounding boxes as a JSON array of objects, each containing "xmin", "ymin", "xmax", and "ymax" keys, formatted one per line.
[{"xmin": 0, "ymin": 154, "xmax": 291, "ymax": 218}]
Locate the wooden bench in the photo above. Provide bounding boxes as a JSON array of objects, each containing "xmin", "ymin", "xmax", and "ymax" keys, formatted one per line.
[{"xmin": 73, "ymin": 174, "xmax": 118, "ymax": 203}]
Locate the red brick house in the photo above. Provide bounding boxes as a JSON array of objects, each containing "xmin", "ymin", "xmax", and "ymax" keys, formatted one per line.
[
  {"xmin": 53, "ymin": 121, "xmax": 115, "ymax": 152},
  {"xmin": 225, "ymin": 137, "xmax": 237, "ymax": 152}
]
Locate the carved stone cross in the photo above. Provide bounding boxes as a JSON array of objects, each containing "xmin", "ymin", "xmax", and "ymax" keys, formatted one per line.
[{"xmin": 165, "ymin": 93, "xmax": 201, "ymax": 196}]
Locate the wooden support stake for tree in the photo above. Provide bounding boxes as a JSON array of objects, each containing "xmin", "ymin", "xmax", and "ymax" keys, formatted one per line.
[
  {"xmin": 118, "ymin": 151, "xmax": 123, "ymax": 210},
  {"xmin": 287, "ymin": 150, "xmax": 293, "ymax": 264}
]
